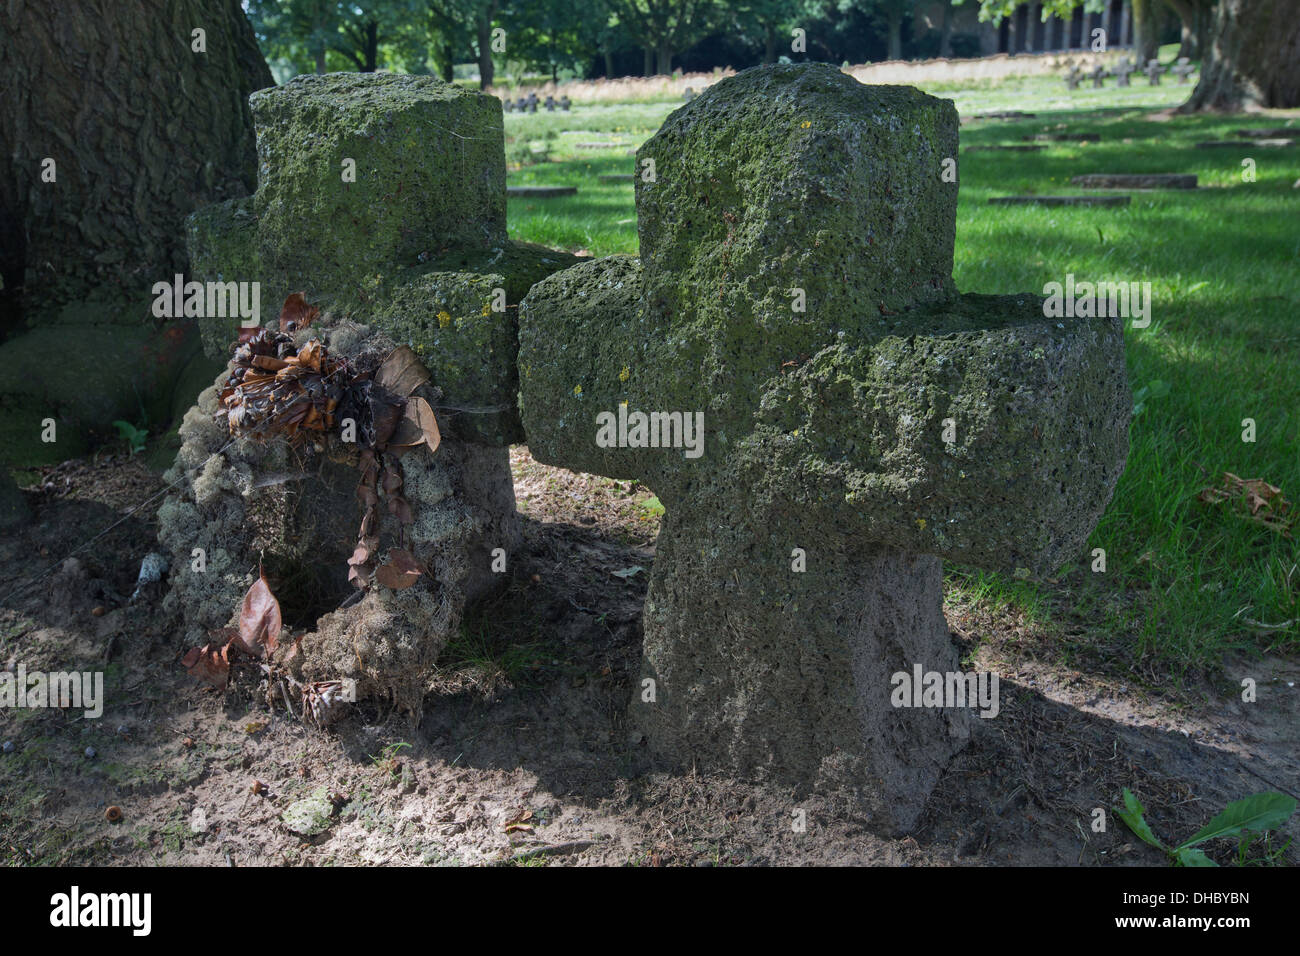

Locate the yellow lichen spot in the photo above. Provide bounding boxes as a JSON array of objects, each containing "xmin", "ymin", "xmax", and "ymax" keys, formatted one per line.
[
  {"xmin": 573, "ymin": 384, "xmax": 583, "ymax": 396},
  {"xmin": 801, "ymin": 121, "xmax": 811, "ymax": 129},
  {"xmin": 916, "ymin": 518, "xmax": 927, "ymax": 531},
  {"xmin": 792, "ymin": 429, "xmax": 799, "ymax": 436},
  {"xmin": 619, "ymin": 366, "xmax": 630, "ymax": 382},
  {"xmin": 437, "ymin": 310, "xmax": 452, "ymax": 329},
  {"xmin": 481, "ymin": 303, "xmax": 491, "ymax": 317}
]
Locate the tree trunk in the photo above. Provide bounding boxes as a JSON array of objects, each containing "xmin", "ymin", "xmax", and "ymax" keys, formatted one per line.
[
  {"xmin": 362, "ymin": 20, "xmax": 379, "ymax": 72},
  {"xmin": 765, "ymin": 24, "xmax": 778, "ymax": 62},
  {"xmin": 0, "ymin": 0, "xmax": 272, "ymax": 331},
  {"xmin": 476, "ymin": 7, "xmax": 494, "ymax": 89},
  {"xmin": 440, "ymin": 40, "xmax": 455, "ymax": 82},
  {"xmin": 643, "ymin": 47, "xmax": 654, "ymax": 76},
  {"xmin": 888, "ymin": 10, "xmax": 903, "ymax": 60},
  {"xmin": 657, "ymin": 42, "xmax": 672, "ymax": 75},
  {"xmin": 314, "ymin": 45, "xmax": 328, "ymax": 74},
  {"xmin": 604, "ymin": 48, "xmax": 615, "ymax": 78},
  {"xmin": 939, "ymin": 2, "xmax": 954, "ymax": 57},
  {"xmin": 1132, "ymin": 0, "xmax": 1160, "ymax": 63},
  {"xmin": 1166, "ymin": 0, "xmax": 1198, "ymax": 57},
  {"xmin": 1180, "ymin": 0, "xmax": 1300, "ymax": 110}
]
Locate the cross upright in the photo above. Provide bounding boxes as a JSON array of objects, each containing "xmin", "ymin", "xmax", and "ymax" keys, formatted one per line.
[
  {"xmin": 518, "ymin": 63, "xmax": 1131, "ymax": 833},
  {"xmin": 1090, "ymin": 63, "xmax": 1107, "ymax": 88},
  {"xmin": 1113, "ymin": 57, "xmax": 1135, "ymax": 87},
  {"xmin": 1145, "ymin": 59, "xmax": 1163, "ymax": 85},
  {"xmin": 1171, "ymin": 58, "xmax": 1196, "ymax": 84}
]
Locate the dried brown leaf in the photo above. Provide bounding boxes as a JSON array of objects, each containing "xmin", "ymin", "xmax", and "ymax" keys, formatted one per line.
[
  {"xmin": 374, "ymin": 549, "xmax": 423, "ymax": 590},
  {"xmin": 279, "ymin": 293, "xmax": 320, "ymax": 333},
  {"xmin": 375, "ymin": 346, "xmax": 430, "ymax": 397},
  {"xmin": 389, "ymin": 396, "xmax": 441, "ymax": 453},
  {"xmin": 182, "ymin": 644, "xmax": 230, "ymax": 690},
  {"xmin": 239, "ymin": 569, "xmax": 282, "ymax": 657}
]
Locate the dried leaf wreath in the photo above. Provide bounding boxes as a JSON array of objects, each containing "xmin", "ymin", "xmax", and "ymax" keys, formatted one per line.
[{"xmin": 184, "ymin": 293, "xmax": 442, "ymax": 704}]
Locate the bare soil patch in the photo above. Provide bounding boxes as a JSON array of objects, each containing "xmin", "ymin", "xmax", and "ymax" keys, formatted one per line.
[{"xmin": 0, "ymin": 450, "xmax": 1294, "ymax": 866}]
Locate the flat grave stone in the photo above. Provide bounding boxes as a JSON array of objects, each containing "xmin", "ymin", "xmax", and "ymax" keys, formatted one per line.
[
  {"xmin": 990, "ymin": 195, "xmax": 1131, "ymax": 207},
  {"xmin": 1196, "ymin": 139, "xmax": 1294, "ymax": 148},
  {"xmin": 507, "ymin": 185, "xmax": 578, "ymax": 198},
  {"xmin": 1071, "ymin": 173, "xmax": 1197, "ymax": 189},
  {"xmin": 1026, "ymin": 133, "xmax": 1101, "ymax": 142},
  {"xmin": 1236, "ymin": 127, "xmax": 1296, "ymax": 138}
]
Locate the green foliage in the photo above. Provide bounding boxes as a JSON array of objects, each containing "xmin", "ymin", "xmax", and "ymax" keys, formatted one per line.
[
  {"xmin": 111, "ymin": 419, "xmax": 147, "ymax": 454},
  {"xmin": 1117, "ymin": 787, "xmax": 1296, "ymax": 866},
  {"xmin": 638, "ymin": 495, "xmax": 665, "ymax": 517},
  {"xmin": 1130, "ymin": 378, "xmax": 1169, "ymax": 418}
]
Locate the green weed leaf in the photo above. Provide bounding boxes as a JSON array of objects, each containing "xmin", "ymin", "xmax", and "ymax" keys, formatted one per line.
[
  {"xmin": 1116, "ymin": 787, "xmax": 1169, "ymax": 852},
  {"xmin": 1178, "ymin": 792, "xmax": 1296, "ymax": 849}
]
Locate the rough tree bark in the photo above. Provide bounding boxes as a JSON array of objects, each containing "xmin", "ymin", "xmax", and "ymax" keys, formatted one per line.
[
  {"xmin": 1132, "ymin": 0, "xmax": 1160, "ymax": 63},
  {"xmin": 658, "ymin": 42, "xmax": 673, "ymax": 74},
  {"xmin": 1166, "ymin": 0, "xmax": 1201, "ymax": 58},
  {"xmin": 1180, "ymin": 0, "xmax": 1300, "ymax": 110},
  {"xmin": 0, "ymin": 0, "xmax": 272, "ymax": 331},
  {"xmin": 476, "ymin": 2, "xmax": 496, "ymax": 90}
]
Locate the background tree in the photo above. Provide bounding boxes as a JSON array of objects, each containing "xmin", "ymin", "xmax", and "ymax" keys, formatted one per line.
[
  {"xmin": 248, "ymin": 0, "xmax": 341, "ymax": 74},
  {"xmin": 974, "ymin": 0, "xmax": 1299, "ymax": 111},
  {"xmin": 731, "ymin": 0, "xmax": 805, "ymax": 63},
  {"xmin": 0, "ymin": 0, "xmax": 272, "ymax": 330},
  {"xmin": 603, "ymin": 0, "xmax": 720, "ymax": 75}
]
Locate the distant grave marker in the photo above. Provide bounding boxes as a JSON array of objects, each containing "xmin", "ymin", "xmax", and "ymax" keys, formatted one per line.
[
  {"xmin": 990, "ymin": 195, "xmax": 1130, "ymax": 206},
  {"xmin": 1196, "ymin": 139, "xmax": 1294, "ymax": 148},
  {"xmin": 1071, "ymin": 173, "xmax": 1197, "ymax": 188},
  {"xmin": 507, "ymin": 185, "xmax": 578, "ymax": 198},
  {"xmin": 1026, "ymin": 133, "xmax": 1101, "ymax": 142},
  {"xmin": 1235, "ymin": 127, "xmax": 1296, "ymax": 138},
  {"xmin": 965, "ymin": 144, "xmax": 1047, "ymax": 152}
]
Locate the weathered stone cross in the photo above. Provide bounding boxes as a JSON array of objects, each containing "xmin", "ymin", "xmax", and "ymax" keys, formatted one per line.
[
  {"xmin": 518, "ymin": 63, "xmax": 1130, "ymax": 833},
  {"xmin": 1145, "ymin": 59, "xmax": 1164, "ymax": 86},
  {"xmin": 1112, "ymin": 57, "xmax": 1136, "ymax": 87}
]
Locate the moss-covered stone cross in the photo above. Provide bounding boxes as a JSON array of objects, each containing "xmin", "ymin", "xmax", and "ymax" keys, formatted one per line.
[
  {"xmin": 518, "ymin": 63, "xmax": 1131, "ymax": 833},
  {"xmin": 187, "ymin": 72, "xmax": 579, "ymax": 445}
]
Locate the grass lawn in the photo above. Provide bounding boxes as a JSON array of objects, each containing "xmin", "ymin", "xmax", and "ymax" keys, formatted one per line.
[{"xmin": 502, "ymin": 57, "xmax": 1300, "ymax": 678}]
